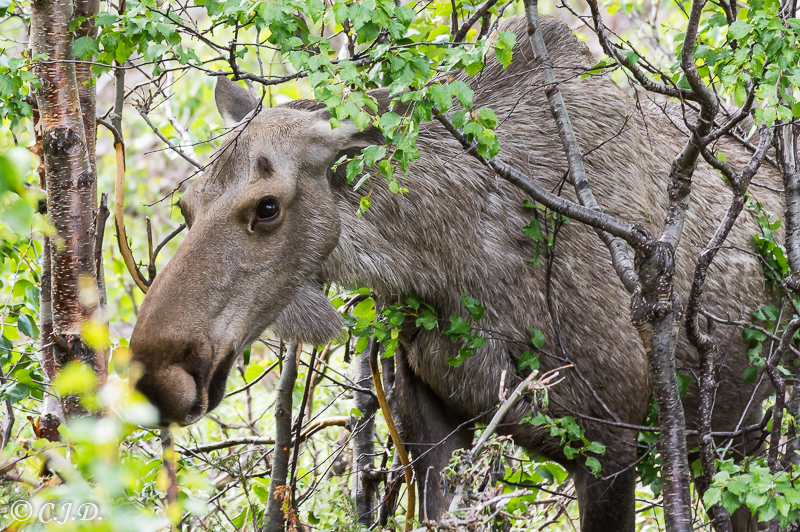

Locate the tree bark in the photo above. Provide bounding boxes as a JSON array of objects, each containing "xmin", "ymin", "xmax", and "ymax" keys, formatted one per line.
[
  {"xmin": 30, "ymin": 0, "xmax": 99, "ymax": 418},
  {"xmin": 263, "ymin": 342, "xmax": 298, "ymax": 532},
  {"xmin": 353, "ymin": 342, "xmax": 378, "ymax": 525},
  {"xmin": 74, "ymin": 0, "xmax": 99, "ymax": 184}
]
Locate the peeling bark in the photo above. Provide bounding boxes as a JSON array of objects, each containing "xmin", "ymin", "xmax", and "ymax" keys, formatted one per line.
[{"xmin": 30, "ymin": 0, "xmax": 99, "ymax": 418}]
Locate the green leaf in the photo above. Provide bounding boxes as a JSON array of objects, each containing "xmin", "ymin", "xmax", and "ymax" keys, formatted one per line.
[
  {"xmin": 244, "ymin": 364, "xmax": 265, "ymax": 383},
  {"xmin": 728, "ymin": 21, "xmax": 753, "ymax": 41},
  {"xmin": 530, "ymin": 327, "xmax": 546, "ymax": 349},
  {"xmin": 73, "ymin": 36, "xmax": 99, "ymax": 60},
  {"xmin": 518, "ymin": 351, "xmax": 539, "ymax": 372},
  {"xmin": 242, "ymin": 346, "xmax": 251, "ymax": 366},
  {"xmin": 16, "ymin": 313, "xmax": 36, "ymax": 339},
  {"xmin": 704, "ymin": 487, "xmax": 722, "ymax": 507},
  {"xmin": 0, "ymin": 382, "xmax": 30, "ymax": 404},
  {"xmin": 493, "ymin": 31, "xmax": 516, "ymax": 67},
  {"xmin": 563, "ymin": 446, "xmax": 579, "ymax": 459},
  {"xmin": 743, "ymin": 365, "xmax": 758, "ymax": 384},
  {"xmin": 460, "ymin": 293, "xmax": 484, "ymax": 321},
  {"xmin": 429, "ymin": 84, "xmax": 452, "ymax": 111},
  {"xmin": 354, "ymin": 111, "xmax": 371, "ymax": 131},
  {"xmin": 231, "ymin": 505, "xmax": 250, "ymax": 530},
  {"xmin": 744, "ymin": 328, "xmax": 768, "ymax": 342},
  {"xmin": 443, "ymin": 316, "xmax": 470, "ymax": 337},
  {"xmin": 585, "ymin": 456, "xmax": 601, "ymax": 475},
  {"xmin": 52, "ymin": 362, "xmax": 97, "ymax": 396},
  {"xmin": 0, "ymin": 74, "xmax": 13, "ymax": 96},
  {"xmin": 451, "ymin": 110, "xmax": 467, "ymax": 129},
  {"xmin": 478, "ymin": 108, "xmax": 498, "ymax": 129},
  {"xmin": 523, "ymin": 218, "xmax": 544, "ymax": 241},
  {"xmin": 353, "ymin": 297, "xmax": 376, "ymax": 321},
  {"xmin": 68, "ymin": 16, "xmax": 87, "ymax": 32},
  {"xmin": 95, "ymin": 11, "xmax": 118, "ymax": 26},
  {"xmin": 585, "ymin": 441, "xmax": 606, "ymax": 455},
  {"xmin": 415, "ymin": 311, "xmax": 438, "ymax": 330},
  {"xmin": 450, "ymin": 81, "xmax": 474, "ymax": 109},
  {"xmin": 252, "ymin": 483, "xmax": 270, "ymax": 503},
  {"xmin": 721, "ymin": 490, "xmax": 742, "ymax": 515},
  {"xmin": 358, "ymin": 196, "xmax": 371, "ymax": 214},
  {"xmin": 676, "ymin": 372, "xmax": 691, "ymax": 396},
  {"xmin": 621, "ymin": 49, "xmax": 639, "ymax": 66},
  {"xmin": 346, "ymin": 159, "xmax": 365, "ymax": 183}
]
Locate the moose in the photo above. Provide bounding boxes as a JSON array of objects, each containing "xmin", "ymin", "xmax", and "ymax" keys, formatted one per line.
[{"xmin": 130, "ymin": 15, "xmax": 782, "ymax": 532}]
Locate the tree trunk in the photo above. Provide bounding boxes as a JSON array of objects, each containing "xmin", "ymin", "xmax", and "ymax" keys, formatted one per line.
[
  {"xmin": 30, "ymin": 0, "xmax": 99, "ymax": 418},
  {"xmin": 353, "ymin": 342, "xmax": 378, "ymax": 525},
  {"xmin": 264, "ymin": 342, "xmax": 299, "ymax": 532}
]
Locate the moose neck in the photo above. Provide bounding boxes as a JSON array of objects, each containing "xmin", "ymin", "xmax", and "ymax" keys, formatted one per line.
[{"xmin": 320, "ymin": 136, "xmax": 535, "ymax": 320}]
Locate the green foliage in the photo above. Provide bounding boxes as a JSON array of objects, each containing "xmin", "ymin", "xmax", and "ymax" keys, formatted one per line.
[
  {"xmin": 671, "ymin": 0, "xmax": 800, "ymax": 125},
  {"xmin": 522, "ymin": 199, "xmax": 570, "ymax": 267},
  {"xmin": 747, "ymin": 196, "xmax": 789, "ymax": 284},
  {"xmin": 4, "ymin": 0, "xmax": 799, "ymax": 528},
  {"xmin": 704, "ymin": 459, "xmax": 800, "ymax": 528},
  {"xmin": 339, "ymin": 290, "xmax": 486, "ymax": 366},
  {"xmin": 442, "ymin": 293, "xmax": 487, "ymax": 366},
  {"xmin": 521, "ymin": 413, "xmax": 606, "ymax": 474},
  {"xmin": 0, "ymin": 53, "xmax": 39, "ymax": 129}
]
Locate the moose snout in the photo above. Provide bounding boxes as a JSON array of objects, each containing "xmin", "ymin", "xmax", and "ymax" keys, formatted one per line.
[
  {"xmin": 130, "ymin": 324, "xmax": 240, "ymax": 426},
  {"xmin": 129, "ymin": 324, "xmax": 216, "ymax": 426},
  {"xmin": 135, "ymin": 364, "xmax": 206, "ymax": 426}
]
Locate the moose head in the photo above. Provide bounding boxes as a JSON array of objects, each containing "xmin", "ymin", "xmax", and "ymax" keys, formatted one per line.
[{"xmin": 129, "ymin": 78, "xmax": 380, "ymax": 425}]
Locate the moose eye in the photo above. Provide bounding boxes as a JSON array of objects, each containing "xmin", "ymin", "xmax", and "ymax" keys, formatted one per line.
[{"xmin": 255, "ymin": 197, "xmax": 280, "ymax": 221}]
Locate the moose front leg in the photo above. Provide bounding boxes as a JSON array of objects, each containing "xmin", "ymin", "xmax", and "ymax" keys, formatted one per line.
[
  {"xmin": 572, "ymin": 454, "xmax": 637, "ymax": 532},
  {"xmin": 391, "ymin": 346, "xmax": 473, "ymax": 521}
]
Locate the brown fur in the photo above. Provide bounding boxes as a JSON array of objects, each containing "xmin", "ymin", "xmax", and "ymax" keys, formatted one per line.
[{"xmin": 130, "ymin": 16, "xmax": 781, "ymax": 531}]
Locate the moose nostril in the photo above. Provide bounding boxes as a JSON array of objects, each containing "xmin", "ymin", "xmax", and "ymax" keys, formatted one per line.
[{"xmin": 184, "ymin": 398, "xmax": 207, "ymax": 425}]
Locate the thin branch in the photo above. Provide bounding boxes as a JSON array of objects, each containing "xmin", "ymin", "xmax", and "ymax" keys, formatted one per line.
[
  {"xmin": 136, "ymin": 107, "xmax": 204, "ymax": 170},
  {"xmin": 264, "ymin": 342, "xmax": 298, "ymax": 532},
  {"xmin": 433, "ymin": 111, "xmax": 646, "ymax": 246},
  {"xmin": 113, "ymin": 142, "xmax": 151, "ymax": 293},
  {"xmin": 369, "ymin": 340, "xmax": 414, "ymax": 531},
  {"xmin": 584, "ymin": 0, "xmax": 696, "ymax": 101},
  {"xmin": 524, "ymin": 0, "xmax": 637, "ymax": 293},
  {"xmin": 452, "ymin": 0, "xmax": 501, "ymax": 43}
]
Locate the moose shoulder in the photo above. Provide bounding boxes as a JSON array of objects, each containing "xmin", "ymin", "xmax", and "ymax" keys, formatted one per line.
[{"xmin": 130, "ymin": 15, "xmax": 781, "ymax": 532}]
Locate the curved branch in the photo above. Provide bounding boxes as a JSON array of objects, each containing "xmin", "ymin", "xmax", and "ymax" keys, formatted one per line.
[
  {"xmin": 452, "ymin": 0, "xmax": 501, "ymax": 43},
  {"xmin": 433, "ymin": 110, "xmax": 647, "ymax": 246},
  {"xmin": 584, "ymin": 0, "xmax": 696, "ymax": 101},
  {"xmin": 369, "ymin": 341, "xmax": 415, "ymax": 531},
  {"xmin": 113, "ymin": 143, "xmax": 150, "ymax": 294}
]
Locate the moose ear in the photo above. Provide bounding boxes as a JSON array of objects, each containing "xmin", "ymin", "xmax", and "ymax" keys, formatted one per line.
[
  {"xmin": 215, "ymin": 77, "xmax": 259, "ymax": 128},
  {"xmin": 311, "ymin": 110, "xmax": 385, "ymax": 152}
]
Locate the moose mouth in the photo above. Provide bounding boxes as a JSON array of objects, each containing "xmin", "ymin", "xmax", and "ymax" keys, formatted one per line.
[{"xmin": 182, "ymin": 347, "xmax": 239, "ymax": 425}]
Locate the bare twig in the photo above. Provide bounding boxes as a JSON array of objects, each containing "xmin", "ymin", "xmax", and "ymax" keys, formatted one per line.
[
  {"xmin": 136, "ymin": 107, "xmax": 204, "ymax": 170},
  {"xmin": 523, "ymin": 0, "xmax": 638, "ymax": 293},
  {"xmin": 448, "ymin": 366, "xmax": 568, "ymax": 512},
  {"xmin": 433, "ymin": 111, "xmax": 645, "ymax": 245},
  {"xmin": 113, "ymin": 142, "xmax": 150, "ymax": 293},
  {"xmin": 369, "ymin": 340, "xmax": 415, "ymax": 531},
  {"xmin": 452, "ymin": 0, "xmax": 501, "ymax": 43}
]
